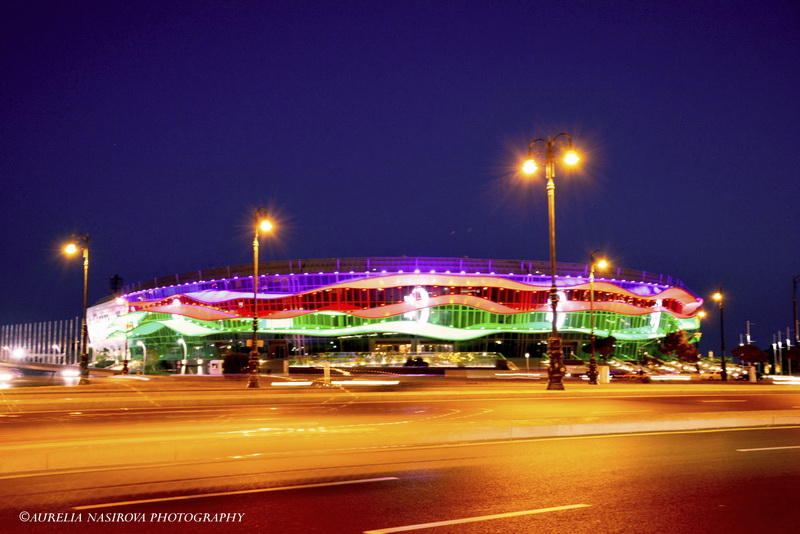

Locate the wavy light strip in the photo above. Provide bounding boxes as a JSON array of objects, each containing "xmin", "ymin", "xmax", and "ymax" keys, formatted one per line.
[
  {"xmin": 129, "ymin": 274, "xmax": 700, "ymax": 308},
  {"xmin": 133, "ymin": 303, "xmax": 237, "ymax": 321},
  {"xmin": 318, "ymin": 274, "xmax": 698, "ymax": 305},
  {"xmin": 131, "ymin": 316, "xmax": 680, "ymax": 342}
]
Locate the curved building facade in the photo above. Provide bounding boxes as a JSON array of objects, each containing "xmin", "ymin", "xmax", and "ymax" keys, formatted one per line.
[{"xmin": 87, "ymin": 257, "xmax": 703, "ymax": 365}]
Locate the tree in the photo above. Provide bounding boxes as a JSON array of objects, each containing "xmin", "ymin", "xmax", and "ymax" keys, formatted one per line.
[
  {"xmin": 676, "ymin": 342, "xmax": 699, "ymax": 363},
  {"xmin": 659, "ymin": 330, "xmax": 699, "ymax": 363},
  {"xmin": 222, "ymin": 351, "xmax": 249, "ymax": 374},
  {"xmin": 639, "ymin": 355, "xmax": 663, "ymax": 366},
  {"xmin": 582, "ymin": 336, "xmax": 616, "ymax": 359},
  {"xmin": 732, "ymin": 344, "xmax": 769, "ymax": 364},
  {"xmin": 660, "ymin": 331, "xmax": 682, "ymax": 355}
]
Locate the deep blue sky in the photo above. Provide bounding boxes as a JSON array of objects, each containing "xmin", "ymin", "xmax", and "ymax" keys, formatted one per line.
[{"xmin": 2, "ymin": 1, "xmax": 798, "ymax": 351}]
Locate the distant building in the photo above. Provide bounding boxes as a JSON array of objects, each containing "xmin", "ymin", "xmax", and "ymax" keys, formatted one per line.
[{"xmin": 87, "ymin": 257, "xmax": 702, "ymax": 367}]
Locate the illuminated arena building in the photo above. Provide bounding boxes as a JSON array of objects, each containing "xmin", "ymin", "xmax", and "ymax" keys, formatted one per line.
[{"xmin": 87, "ymin": 257, "xmax": 703, "ymax": 367}]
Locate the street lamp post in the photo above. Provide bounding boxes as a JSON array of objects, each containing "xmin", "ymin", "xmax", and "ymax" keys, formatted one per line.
[
  {"xmin": 587, "ymin": 252, "xmax": 609, "ymax": 385},
  {"xmin": 696, "ymin": 310, "xmax": 707, "ymax": 359},
  {"xmin": 63, "ymin": 234, "xmax": 91, "ymax": 385},
  {"xmin": 521, "ymin": 133, "xmax": 581, "ymax": 390},
  {"xmin": 136, "ymin": 340, "xmax": 146, "ymax": 375},
  {"xmin": 114, "ymin": 297, "xmax": 130, "ymax": 375},
  {"xmin": 122, "ymin": 323, "xmax": 131, "ymax": 375},
  {"xmin": 248, "ymin": 209, "xmax": 274, "ymax": 389},
  {"xmin": 177, "ymin": 338, "xmax": 188, "ymax": 375},
  {"xmin": 712, "ymin": 290, "xmax": 727, "ymax": 381},
  {"xmin": 793, "ymin": 275, "xmax": 799, "ymax": 350}
]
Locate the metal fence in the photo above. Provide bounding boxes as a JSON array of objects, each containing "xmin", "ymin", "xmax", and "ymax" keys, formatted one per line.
[{"xmin": 0, "ymin": 317, "xmax": 81, "ymax": 365}]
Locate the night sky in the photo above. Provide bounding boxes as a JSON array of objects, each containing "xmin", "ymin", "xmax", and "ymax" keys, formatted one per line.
[{"xmin": 2, "ymin": 1, "xmax": 798, "ymax": 352}]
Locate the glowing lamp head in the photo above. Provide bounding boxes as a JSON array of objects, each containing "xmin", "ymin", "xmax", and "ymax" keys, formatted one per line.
[
  {"xmin": 595, "ymin": 259, "xmax": 609, "ymax": 270},
  {"xmin": 521, "ymin": 159, "xmax": 538, "ymax": 175},
  {"xmin": 563, "ymin": 150, "xmax": 580, "ymax": 166},
  {"xmin": 64, "ymin": 243, "xmax": 79, "ymax": 255},
  {"xmin": 711, "ymin": 291, "xmax": 723, "ymax": 303},
  {"xmin": 258, "ymin": 219, "xmax": 274, "ymax": 233},
  {"xmin": 698, "ymin": 310, "xmax": 707, "ymax": 319}
]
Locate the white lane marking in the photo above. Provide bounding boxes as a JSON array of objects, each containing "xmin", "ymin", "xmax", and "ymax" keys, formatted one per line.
[
  {"xmin": 736, "ymin": 445, "xmax": 800, "ymax": 452},
  {"xmin": 72, "ymin": 476, "xmax": 398, "ymax": 510},
  {"xmin": 700, "ymin": 400, "xmax": 747, "ymax": 403},
  {"xmin": 363, "ymin": 504, "xmax": 591, "ymax": 533}
]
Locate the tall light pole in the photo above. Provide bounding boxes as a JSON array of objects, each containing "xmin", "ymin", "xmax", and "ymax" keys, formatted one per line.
[
  {"xmin": 114, "ymin": 296, "xmax": 131, "ymax": 375},
  {"xmin": 63, "ymin": 234, "xmax": 90, "ymax": 385},
  {"xmin": 177, "ymin": 338, "xmax": 188, "ymax": 374},
  {"xmin": 696, "ymin": 310, "xmax": 707, "ymax": 359},
  {"xmin": 521, "ymin": 133, "xmax": 581, "ymax": 390},
  {"xmin": 587, "ymin": 252, "xmax": 609, "ymax": 385},
  {"xmin": 136, "ymin": 340, "xmax": 146, "ymax": 374},
  {"xmin": 249, "ymin": 209, "xmax": 275, "ymax": 389},
  {"xmin": 122, "ymin": 322, "xmax": 132, "ymax": 375},
  {"xmin": 793, "ymin": 275, "xmax": 799, "ymax": 350},
  {"xmin": 711, "ymin": 290, "xmax": 727, "ymax": 381}
]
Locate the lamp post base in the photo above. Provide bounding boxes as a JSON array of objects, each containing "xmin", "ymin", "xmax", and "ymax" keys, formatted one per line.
[
  {"xmin": 587, "ymin": 356, "xmax": 598, "ymax": 385},
  {"xmin": 546, "ymin": 336, "xmax": 566, "ymax": 390},
  {"xmin": 247, "ymin": 350, "xmax": 260, "ymax": 388},
  {"xmin": 79, "ymin": 355, "xmax": 90, "ymax": 385},
  {"xmin": 546, "ymin": 375, "xmax": 565, "ymax": 390}
]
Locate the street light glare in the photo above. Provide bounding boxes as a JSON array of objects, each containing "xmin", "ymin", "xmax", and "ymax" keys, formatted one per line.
[
  {"xmin": 64, "ymin": 243, "xmax": 78, "ymax": 255},
  {"xmin": 698, "ymin": 310, "xmax": 707, "ymax": 319},
  {"xmin": 258, "ymin": 219, "xmax": 274, "ymax": 233},
  {"xmin": 521, "ymin": 159, "xmax": 538, "ymax": 175},
  {"xmin": 712, "ymin": 291, "xmax": 723, "ymax": 302},
  {"xmin": 563, "ymin": 150, "xmax": 580, "ymax": 166},
  {"xmin": 596, "ymin": 259, "xmax": 609, "ymax": 270}
]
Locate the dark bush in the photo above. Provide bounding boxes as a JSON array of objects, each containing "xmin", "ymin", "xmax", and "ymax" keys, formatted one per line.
[{"xmin": 222, "ymin": 352, "xmax": 250, "ymax": 374}]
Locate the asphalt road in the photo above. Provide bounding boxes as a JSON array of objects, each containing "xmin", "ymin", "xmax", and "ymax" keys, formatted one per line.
[
  {"xmin": 2, "ymin": 377, "xmax": 799, "ymax": 533},
  {"xmin": 2, "ymin": 426, "xmax": 799, "ymax": 533}
]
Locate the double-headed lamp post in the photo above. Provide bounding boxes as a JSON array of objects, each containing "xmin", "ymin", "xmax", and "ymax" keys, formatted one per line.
[
  {"xmin": 249, "ymin": 210, "xmax": 275, "ymax": 389},
  {"xmin": 136, "ymin": 340, "xmax": 147, "ymax": 374},
  {"xmin": 114, "ymin": 296, "xmax": 130, "ymax": 375},
  {"xmin": 697, "ymin": 310, "xmax": 707, "ymax": 359},
  {"xmin": 177, "ymin": 338, "xmax": 188, "ymax": 375},
  {"xmin": 63, "ymin": 234, "xmax": 90, "ymax": 385},
  {"xmin": 521, "ymin": 133, "xmax": 581, "ymax": 390},
  {"xmin": 587, "ymin": 252, "xmax": 609, "ymax": 385},
  {"xmin": 793, "ymin": 275, "xmax": 799, "ymax": 350},
  {"xmin": 711, "ymin": 290, "xmax": 728, "ymax": 381}
]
